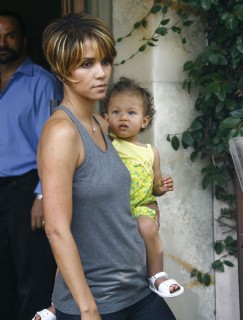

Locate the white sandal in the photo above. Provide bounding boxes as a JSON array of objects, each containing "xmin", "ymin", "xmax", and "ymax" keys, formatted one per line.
[
  {"xmin": 149, "ymin": 271, "xmax": 184, "ymax": 298},
  {"xmin": 32, "ymin": 309, "xmax": 56, "ymax": 320}
]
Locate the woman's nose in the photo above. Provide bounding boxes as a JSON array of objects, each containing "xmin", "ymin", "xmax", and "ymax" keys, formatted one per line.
[{"xmin": 95, "ymin": 63, "xmax": 106, "ymax": 78}]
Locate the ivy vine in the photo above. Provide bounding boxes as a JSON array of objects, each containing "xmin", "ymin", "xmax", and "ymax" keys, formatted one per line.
[
  {"xmin": 115, "ymin": 0, "xmax": 243, "ymax": 286},
  {"xmin": 115, "ymin": 0, "xmax": 194, "ymax": 65}
]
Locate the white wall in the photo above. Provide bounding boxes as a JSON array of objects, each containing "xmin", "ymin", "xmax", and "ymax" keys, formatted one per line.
[{"xmin": 112, "ymin": 1, "xmax": 239, "ymax": 319}]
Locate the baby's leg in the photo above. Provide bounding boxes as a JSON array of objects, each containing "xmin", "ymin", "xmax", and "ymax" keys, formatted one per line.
[
  {"xmin": 137, "ymin": 215, "xmax": 163, "ymax": 279},
  {"xmin": 136, "ymin": 209, "xmax": 180, "ymax": 294}
]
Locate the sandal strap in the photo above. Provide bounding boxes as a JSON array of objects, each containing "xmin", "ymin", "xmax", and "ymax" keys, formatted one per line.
[
  {"xmin": 149, "ymin": 271, "xmax": 169, "ymax": 284},
  {"xmin": 35, "ymin": 309, "xmax": 56, "ymax": 320}
]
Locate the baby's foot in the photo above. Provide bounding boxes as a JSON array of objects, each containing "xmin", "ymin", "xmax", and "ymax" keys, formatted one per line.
[
  {"xmin": 149, "ymin": 271, "xmax": 184, "ymax": 298},
  {"xmin": 155, "ymin": 276, "xmax": 180, "ymax": 293}
]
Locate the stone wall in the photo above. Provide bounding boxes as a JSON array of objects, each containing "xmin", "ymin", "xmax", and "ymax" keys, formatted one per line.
[{"xmin": 112, "ymin": 1, "xmax": 239, "ymax": 319}]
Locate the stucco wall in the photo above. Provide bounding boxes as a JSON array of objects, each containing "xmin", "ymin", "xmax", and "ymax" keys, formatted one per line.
[{"xmin": 112, "ymin": 1, "xmax": 239, "ymax": 319}]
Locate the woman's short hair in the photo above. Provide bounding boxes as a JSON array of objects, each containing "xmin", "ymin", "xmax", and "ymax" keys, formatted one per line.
[{"xmin": 42, "ymin": 12, "xmax": 117, "ymax": 85}]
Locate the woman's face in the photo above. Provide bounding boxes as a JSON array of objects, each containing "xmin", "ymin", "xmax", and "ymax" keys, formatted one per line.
[{"xmin": 70, "ymin": 39, "xmax": 112, "ymax": 102}]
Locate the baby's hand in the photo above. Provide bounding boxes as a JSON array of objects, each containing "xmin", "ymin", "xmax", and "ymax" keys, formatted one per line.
[
  {"xmin": 153, "ymin": 176, "xmax": 174, "ymax": 196},
  {"xmin": 161, "ymin": 176, "xmax": 174, "ymax": 192}
]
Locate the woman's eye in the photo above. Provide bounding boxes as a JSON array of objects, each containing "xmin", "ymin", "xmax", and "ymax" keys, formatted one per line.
[
  {"xmin": 82, "ymin": 61, "xmax": 92, "ymax": 68},
  {"xmin": 102, "ymin": 58, "xmax": 111, "ymax": 66}
]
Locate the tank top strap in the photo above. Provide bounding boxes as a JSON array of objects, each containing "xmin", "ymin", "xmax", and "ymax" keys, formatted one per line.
[{"xmin": 53, "ymin": 105, "xmax": 90, "ymax": 140}]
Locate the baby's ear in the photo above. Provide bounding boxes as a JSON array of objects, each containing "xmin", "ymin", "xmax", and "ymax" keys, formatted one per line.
[
  {"xmin": 142, "ymin": 115, "xmax": 150, "ymax": 129},
  {"xmin": 102, "ymin": 112, "xmax": 109, "ymax": 123}
]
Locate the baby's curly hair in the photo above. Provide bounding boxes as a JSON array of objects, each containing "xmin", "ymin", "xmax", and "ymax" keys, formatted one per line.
[{"xmin": 102, "ymin": 77, "xmax": 156, "ymax": 132}]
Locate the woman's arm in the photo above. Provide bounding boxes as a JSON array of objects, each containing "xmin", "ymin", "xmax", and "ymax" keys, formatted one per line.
[{"xmin": 37, "ymin": 116, "xmax": 101, "ymax": 320}]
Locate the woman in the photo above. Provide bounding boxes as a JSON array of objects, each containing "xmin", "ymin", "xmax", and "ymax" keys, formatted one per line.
[{"xmin": 38, "ymin": 12, "xmax": 176, "ymax": 320}]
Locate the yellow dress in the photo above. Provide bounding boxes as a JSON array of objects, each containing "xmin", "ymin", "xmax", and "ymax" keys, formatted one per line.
[{"xmin": 112, "ymin": 138, "xmax": 156, "ymax": 220}]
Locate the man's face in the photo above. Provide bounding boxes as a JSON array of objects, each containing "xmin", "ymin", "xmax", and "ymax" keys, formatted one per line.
[{"xmin": 0, "ymin": 16, "xmax": 26, "ymax": 64}]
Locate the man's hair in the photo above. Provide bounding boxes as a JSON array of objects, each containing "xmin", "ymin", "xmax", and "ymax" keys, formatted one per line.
[
  {"xmin": 102, "ymin": 77, "xmax": 156, "ymax": 132},
  {"xmin": 42, "ymin": 12, "xmax": 117, "ymax": 85},
  {"xmin": 0, "ymin": 10, "xmax": 27, "ymax": 36}
]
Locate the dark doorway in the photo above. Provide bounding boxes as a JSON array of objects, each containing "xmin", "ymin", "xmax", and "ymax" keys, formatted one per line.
[{"xmin": 1, "ymin": 0, "xmax": 62, "ymax": 69}]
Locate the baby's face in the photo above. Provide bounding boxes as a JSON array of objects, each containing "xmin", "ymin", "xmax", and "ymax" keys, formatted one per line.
[{"xmin": 107, "ymin": 91, "xmax": 149, "ymax": 141}]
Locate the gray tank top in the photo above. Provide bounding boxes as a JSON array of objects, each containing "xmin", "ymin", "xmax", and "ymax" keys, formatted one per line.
[{"xmin": 52, "ymin": 106, "xmax": 150, "ymax": 315}]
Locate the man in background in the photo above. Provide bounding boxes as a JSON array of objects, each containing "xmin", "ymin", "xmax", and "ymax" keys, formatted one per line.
[{"xmin": 0, "ymin": 11, "xmax": 62, "ymax": 320}]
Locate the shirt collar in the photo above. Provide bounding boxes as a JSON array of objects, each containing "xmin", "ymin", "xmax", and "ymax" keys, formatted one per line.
[{"xmin": 15, "ymin": 56, "xmax": 34, "ymax": 77}]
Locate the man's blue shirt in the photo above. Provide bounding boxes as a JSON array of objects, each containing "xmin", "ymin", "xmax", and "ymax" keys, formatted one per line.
[{"xmin": 0, "ymin": 57, "xmax": 62, "ymax": 179}]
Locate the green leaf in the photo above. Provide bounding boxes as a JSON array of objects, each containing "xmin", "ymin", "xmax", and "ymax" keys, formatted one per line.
[
  {"xmin": 138, "ymin": 44, "xmax": 147, "ymax": 52},
  {"xmin": 183, "ymin": 20, "xmax": 194, "ymax": 27},
  {"xmin": 162, "ymin": 5, "xmax": 168, "ymax": 14},
  {"xmin": 161, "ymin": 19, "xmax": 170, "ymax": 26},
  {"xmin": 227, "ymin": 128, "xmax": 240, "ymax": 140},
  {"xmin": 215, "ymin": 85, "xmax": 226, "ymax": 101},
  {"xmin": 190, "ymin": 119, "xmax": 203, "ymax": 130},
  {"xmin": 237, "ymin": 43, "xmax": 243, "ymax": 54},
  {"xmin": 134, "ymin": 21, "xmax": 141, "ymax": 29},
  {"xmin": 225, "ymin": 99, "xmax": 237, "ymax": 111},
  {"xmin": 183, "ymin": 61, "xmax": 194, "ymax": 71},
  {"xmin": 191, "ymin": 268, "xmax": 197, "ymax": 277},
  {"xmin": 148, "ymin": 42, "xmax": 156, "ymax": 47},
  {"xmin": 171, "ymin": 136, "xmax": 180, "ymax": 150},
  {"xmin": 224, "ymin": 235, "xmax": 234, "ymax": 245},
  {"xmin": 197, "ymin": 272, "xmax": 203, "ymax": 283},
  {"xmin": 220, "ymin": 117, "xmax": 241, "ymax": 129},
  {"xmin": 142, "ymin": 19, "xmax": 147, "ymax": 28},
  {"xmin": 238, "ymin": 75, "xmax": 243, "ymax": 86},
  {"xmin": 150, "ymin": 5, "xmax": 162, "ymax": 14},
  {"xmin": 203, "ymin": 274, "xmax": 211, "ymax": 286},
  {"xmin": 212, "ymin": 260, "xmax": 224, "ymax": 272},
  {"xmin": 230, "ymin": 110, "xmax": 243, "ymax": 118},
  {"xmin": 223, "ymin": 260, "xmax": 234, "ymax": 267},
  {"xmin": 233, "ymin": 4, "xmax": 243, "ymax": 22},
  {"xmin": 226, "ymin": 16, "xmax": 238, "ymax": 30},
  {"xmin": 155, "ymin": 27, "xmax": 168, "ymax": 36},
  {"xmin": 214, "ymin": 241, "xmax": 224, "ymax": 254},
  {"xmin": 217, "ymin": 55, "xmax": 228, "ymax": 65},
  {"xmin": 202, "ymin": 175, "xmax": 212, "ymax": 189},
  {"xmin": 209, "ymin": 54, "xmax": 227, "ymax": 65},
  {"xmin": 171, "ymin": 26, "xmax": 181, "ymax": 34},
  {"xmin": 190, "ymin": 150, "xmax": 198, "ymax": 161},
  {"xmin": 200, "ymin": 0, "xmax": 211, "ymax": 11},
  {"xmin": 182, "ymin": 132, "xmax": 194, "ymax": 146},
  {"xmin": 192, "ymin": 130, "xmax": 202, "ymax": 142}
]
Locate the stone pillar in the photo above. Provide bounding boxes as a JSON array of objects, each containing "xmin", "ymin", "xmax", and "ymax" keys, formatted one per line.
[{"xmin": 112, "ymin": 1, "xmax": 215, "ymax": 319}]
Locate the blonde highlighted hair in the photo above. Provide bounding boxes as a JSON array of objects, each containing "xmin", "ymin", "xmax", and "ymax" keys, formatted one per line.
[{"xmin": 42, "ymin": 12, "xmax": 117, "ymax": 85}]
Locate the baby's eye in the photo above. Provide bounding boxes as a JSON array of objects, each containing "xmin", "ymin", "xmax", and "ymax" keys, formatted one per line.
[
  {"xmin": 128, "ymin": 111, "xmax": 136, "ymax": 115},
  {"xmin": 112, "ymin": 110, "xmax": 119, "ymax": 115}
]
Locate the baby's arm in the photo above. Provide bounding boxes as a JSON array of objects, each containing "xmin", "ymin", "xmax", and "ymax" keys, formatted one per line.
[{"xmin": 152, "ymin": 146, "xmax": 174, "ymax": 197}]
